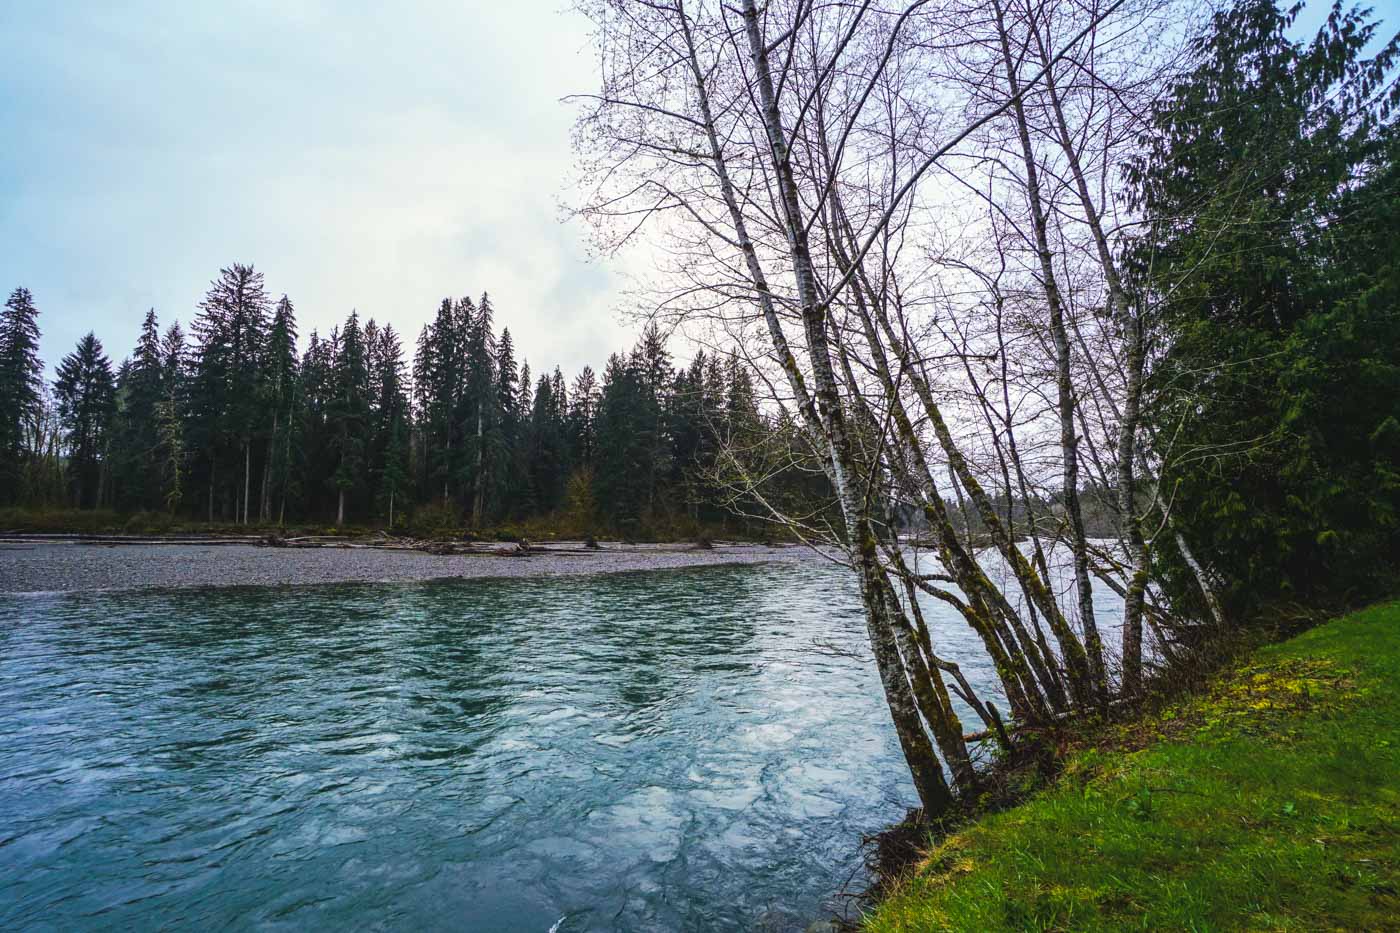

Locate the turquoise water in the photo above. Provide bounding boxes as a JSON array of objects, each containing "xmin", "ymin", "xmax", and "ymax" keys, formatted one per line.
[{"xmin": 3, "ymin": 562, "xmax": 1011, "ymax": 931}]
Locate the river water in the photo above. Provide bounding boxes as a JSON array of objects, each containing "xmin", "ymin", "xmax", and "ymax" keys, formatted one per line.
[{"xmin": 0, "ymin": 558, "xmax": 1081, "ymax": 931}]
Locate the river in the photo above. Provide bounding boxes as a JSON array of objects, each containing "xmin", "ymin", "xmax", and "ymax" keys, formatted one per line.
[{"xmin": 0, "ymin": 557, "xmax": 1107, "ymax": 930}]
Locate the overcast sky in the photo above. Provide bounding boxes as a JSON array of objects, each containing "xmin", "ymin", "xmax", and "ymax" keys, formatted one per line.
[
  {"xmin": 3, "ymin": 2, "xmax": 1389, "ymax": 380},
  {"xmin": 0, "ymin": 1, "xmax": 633, "ymax": 378}
]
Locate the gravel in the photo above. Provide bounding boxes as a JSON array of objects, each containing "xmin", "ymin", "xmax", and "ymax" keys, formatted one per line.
[{"xmin": 0, "ymin": 542, "xmax": 803, "ymax": 594}]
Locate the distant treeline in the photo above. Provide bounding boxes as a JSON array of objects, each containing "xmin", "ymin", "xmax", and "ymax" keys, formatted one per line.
[{"xmin": 0, "ymin": 270, "xmax": 805, "ymax": 535}]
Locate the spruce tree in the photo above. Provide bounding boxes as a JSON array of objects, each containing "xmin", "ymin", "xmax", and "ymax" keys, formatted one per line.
[
  {"xmin": 157, "ymin": 322, "xmax": 187, "ymax": 513},
  {"xmin": 254, "ymin": 296, "xmax": 299, "ymax": 523},
  {"xmin": 594, "ymin": 353, "xmax": 649, "ymax": 531},
  {"xmin": 190, "ymin": 264, "xmax": 270, "ymax": 522},
  {"xmin": 54, "ymin": 333, "xmax": 116, "ymax": 508},
  {"xmin": 1134, "ymin": 0, "xmax": 1400, "ymax": 611},
  {"xmin": 372, "ymin": 325, "xmax": 411, "ymax": 527},
  {"xmin": 328, "ymin": 312, "xmax": 369, "ymax": 525},
  {"xmin": 298, "ymin": 331, "xmax": 335, "ymax": 520},
  {"xmin": 527, "ymin": 370, "xmax": 571, "ymax": 512},
  {"xmin": 494, "ymin": 328, "xmax": 521, "ymax": 518},
  {"xmin": 569, "ymin": 365, "xmax": 599, "ymax": 467},
  {"xmin": 111, "ymin": 309, "xmax": 165, "ymax": 510},
  {"xmin": 462, "ymin": 295, "xmax": 499, "ymax": 525},
  {"xmin": 420, "ymin": 298, "xmax": 463, "ymax": 508},
  {"xmin": 631, "ymin": 324, "xmax": 673, "ymax": 517},
  {"xmin": 513, "ymin": 359, "xmax": 535, "ymax": 517},
  {"xmin": 0, "ymin": 287, "xmax": 43, "ymax": 503}
]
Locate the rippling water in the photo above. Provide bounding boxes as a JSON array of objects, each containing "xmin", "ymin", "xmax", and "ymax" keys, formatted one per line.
[{"xmin": 0, "ymin": 559, "xmax": 1103, "ymax": 931}]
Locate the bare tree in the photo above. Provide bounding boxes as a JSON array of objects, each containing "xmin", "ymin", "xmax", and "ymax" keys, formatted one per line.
[{"xmin": 571, "ymin": 0, "xmax": 1193, "ymax": 811}]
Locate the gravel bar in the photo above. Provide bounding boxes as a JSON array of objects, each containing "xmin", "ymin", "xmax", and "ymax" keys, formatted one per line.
[{"xmin": 0, "ymin": 542, "xmax": 803, "ymax": 594}]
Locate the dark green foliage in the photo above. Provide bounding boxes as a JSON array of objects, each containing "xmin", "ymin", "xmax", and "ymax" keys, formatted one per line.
[
  {"xmin": 111, "ymin": 310, "xmax": 165, "ymax": 510},
  {"xmin": 328, "ymin": 313, "xmax": 369, "ymax": 524},
  {"xmin": 187, "ymin": 263, "xmax": 270, "ymax": 522},
  {"xmin": 0, "ymin": 288, "xmax": 43, "ymax": 503},
  {"xmin": 527, "ymin": 368, "xmax": 571, "ymax": 513},
  {"xmin": 53, "ymin": 333, "xmax": 116, "ymax": 508},
  {"xmin": 568, "ymin": 364, "xmax": 598, "ymax": 467},
  {"xmin": 593, "ymin": 353, "xmax": 651, "ymax": 528},
  {"xmin": 1134, "ymin": 0, "xmax": 1400, "ymax": 616},
  {"xmin": 2, "ymin": 267, "xmax": 805, "ymax": 537},
  {"xmin": 867, "ymin": 600, "xmax": 1400, "ymax": 932}
]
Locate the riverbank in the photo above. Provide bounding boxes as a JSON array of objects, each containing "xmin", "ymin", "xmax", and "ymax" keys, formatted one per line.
[
  {"xmin": 0, "ymin": 506, "xmax": 782, "ymax": 546},
  {"xmin": 0, "ymin": 540, "xmax": 804, "ymax": 593},
  {"xmin": 864, "ymin": 600, "xmax": 1400, "ymax": 931}
]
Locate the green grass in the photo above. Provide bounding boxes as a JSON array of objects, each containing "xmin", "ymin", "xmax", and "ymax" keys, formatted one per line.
[{"xmin": 866, "ymin": 601, "xmax": 1400, "ymax": 932}]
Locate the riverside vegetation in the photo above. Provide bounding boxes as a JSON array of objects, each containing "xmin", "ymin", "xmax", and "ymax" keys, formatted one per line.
[{"xmin": 866, "ymin": 600, "xmax": 1400, "ymax": 931}]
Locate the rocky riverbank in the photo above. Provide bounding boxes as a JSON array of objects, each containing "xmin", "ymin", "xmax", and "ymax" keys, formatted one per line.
[{"xmin": 0, "ymin": 539, "xmax": 803, "ymax": 593}]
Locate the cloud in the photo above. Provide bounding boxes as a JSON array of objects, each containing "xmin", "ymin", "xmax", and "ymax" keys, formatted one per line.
[{"xmin": 0, "ymin": 0, "xmax": 634, "ymax": 376}]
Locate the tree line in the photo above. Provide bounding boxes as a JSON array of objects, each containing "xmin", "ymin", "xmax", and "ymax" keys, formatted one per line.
[{"xmin": 0, "ymin": 269, "xmax": 784, "ymax": 535}]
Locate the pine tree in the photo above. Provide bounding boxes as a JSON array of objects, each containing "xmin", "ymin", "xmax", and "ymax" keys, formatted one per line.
[
  {"xmin": 631, "ymin": 324, "xmax": 673, "ymax": 517},
  {"xmin": 463, "ymin": 294, "xmax": 499, "ymax": 525},
  {"xmin": 372, "ymin": 325, "xmax": 411, "ymax": 527},
  {"xmin": 0, "ymin": 266, "xmax": 765, "ymax": 532},
  {"xmin": 110, "ymin": 309, "xmax": 165, "ymax": 510},
  {"xmin": 328, "ymin": 312, "xmax": 369, "ymax": 525},
  {"xmin": 157, "ymin": 322, "xmax": 187, "ymax": 513},
  {"xmin": 54, "ymin": 333, "xmax": 116, "ymax": 508},
  {"xmin": 527, "ymin": 370, "xmax": 570, "ymax": 512},
  {"xmin": 190, "ymin": 264, "xmax": 270, "ymax": 523},
  {"xmin": 419, "ymin": 298, "xmax": 464, "ymax": 508},
  {"xmin": 513, "ymin": 359, "xmax": 535, "ymax": 516},
  {"xmin": 493, "ymin": 328, "xmax": 521, "ymax": 518},
  {"xmin": 0, "ymin": 287, "xmax": 43, "ymax": 503},
  {"xmin": 569, "ymin": 365, "xmax": 599, "ymax": 467},
  {"xmin": 261, "ymin": 296, "xmax": 299, "ymax": 522},
  {"xmin": 594, "ymin": 353, "xmax": 650, "ymax": 532},
  {"xmin": 298, "ymin": 331, "xmax": 335, "ymax": 520}
]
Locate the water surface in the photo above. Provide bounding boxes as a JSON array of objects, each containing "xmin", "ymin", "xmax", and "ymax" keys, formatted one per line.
[
  {"xmin": 2, "ymin": 563, "xmax": 944, "ymax": 931},
  {"xmin": 1, "ymin": 556, "xmax": 1111, "ymax": 930}
]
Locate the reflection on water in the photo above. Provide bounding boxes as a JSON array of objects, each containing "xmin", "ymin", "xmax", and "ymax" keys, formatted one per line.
[{"xmin": 0, "ymin": 558, "xmax": 1117, "ymax": 931}]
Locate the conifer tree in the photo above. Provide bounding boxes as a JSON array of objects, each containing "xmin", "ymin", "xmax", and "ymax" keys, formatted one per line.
[
  {"xmin": 631, "ymin": 324, "xmax": 673, "ymax": 516},
  {"xmin": 157, "ymin": 322, "xmax": 187, "ymax": 513},
  {"xmin": 569, "ymin": 365, "xmax": 599, "ymax": 467},
  {"xmin": 1134, "ymin": 0, "xmax": 1400, "ymax": 614},
  {"xmin": 527, "ymin": 370, "xmax": 570, "ymax": 512},
  {"xmin": 594, "ymin": 353, "xmax": 649, "ymax": 530},
  {"xmin": 298, "ymin": 331, "xmax": 335, "ymax": 519},
  {"xmin": 463, "ymin": 295, "xmax": 499, "ymax": 525},
  {"xmin": 54, "ymin": 333, "xmax": 116, "ymax": 508},
  {"xmin": 419, "ymin": 298, "xmax": 463, "ymax": 507},
  {"xmin": 190, "ymin": 264, "xmax": 270, "ymax": 522},
  {"xmin": 370, "ymin": 324, "xmax": 411, "ymax": 527},
  {"xmin": 0, "ymin": 287, "xmax": 43, "ymax": 503},
  {"xmin": 513, "ymin": 359, "xmax": 535, "ymax": 517},
  {"xmin": 109, "ymin": 309, "xmax": 165, "ymax": 510},
  {"xmin": 328, "ymin": 312, "xmax": 369, "ymax": 525},
  {"xmin": 261, "ymin": 296, "xmax": 299, "ymax": 522}
]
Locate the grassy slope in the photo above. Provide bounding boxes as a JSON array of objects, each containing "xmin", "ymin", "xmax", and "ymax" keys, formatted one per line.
[{"xmin": 866, "ymin": 601, "xmax": 1400, "ymax": 932}]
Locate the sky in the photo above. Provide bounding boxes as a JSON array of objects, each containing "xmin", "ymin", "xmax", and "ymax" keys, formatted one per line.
[
  {"xmin": 0, "ymin": 1, "xmax": 634, "ymax": 378},
  {"xmin": 2, "ymin": 1, "xmax": 1395, "ymax": 381}
]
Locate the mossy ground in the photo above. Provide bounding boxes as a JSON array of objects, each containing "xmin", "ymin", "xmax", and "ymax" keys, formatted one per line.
[{"xmin": 865, "ymin": 601, "xmax": 1400, "ymax": 932}]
